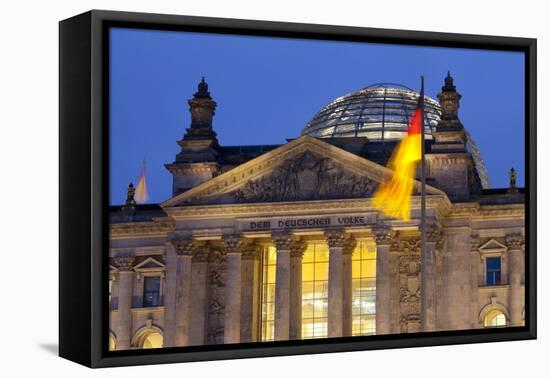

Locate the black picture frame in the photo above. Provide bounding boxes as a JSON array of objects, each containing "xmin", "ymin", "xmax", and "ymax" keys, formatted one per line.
[{"xmin": 59, "ymin": 9, "xmax": 537, "ymax": 368}]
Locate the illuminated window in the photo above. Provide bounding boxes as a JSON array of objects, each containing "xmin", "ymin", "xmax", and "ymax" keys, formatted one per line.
[
  {"xmin": 352, "ymin": 241, "xmax": 377, "ymax": 336},
  {"xmin": 486, "ymin": 257, "xmax": 501, "ymax": 286},
  {"xmin": 484, "ymin": 309, "xmax": 507, "ymax": 327},
  {"xmin": 260, "ymin": 246, "xmax": 277, "ymax": 341},
  {"xmin": 141, "ymin": 332, "xmax": 163, "ymax": 349},
  {"xmin": 302, "ymin": 243, "xmax": 329, "ymax": 339},
  {"xmin": 143, "ymin": 276, "xmax": 161, "ymax": 307},
  {"xmin": 108, "ymin": 334, "xmax": 116, "ymax": 351}
]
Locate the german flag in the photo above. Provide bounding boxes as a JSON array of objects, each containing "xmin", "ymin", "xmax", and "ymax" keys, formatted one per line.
[{"xmin": 373, "ymin": 81, "xmax": 424, "ymax": 221}]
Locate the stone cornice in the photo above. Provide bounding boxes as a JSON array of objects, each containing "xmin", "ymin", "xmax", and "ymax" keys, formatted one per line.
[
  {"xmin": 163, "ymin": 195, "xmax": 451, "ymax": 220},
  {"xmin": 449, "ymin": 203, "xmax": 525, "ymax": 219},
  {"xmin": 110, "ymin": 219, "xmax": 175, "ymax": 238}
]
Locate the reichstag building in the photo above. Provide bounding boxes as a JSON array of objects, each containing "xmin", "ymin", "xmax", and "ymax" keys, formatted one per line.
[{"xmin": 109, "ymin": 74, "xmax": 525, "ymax": 350}]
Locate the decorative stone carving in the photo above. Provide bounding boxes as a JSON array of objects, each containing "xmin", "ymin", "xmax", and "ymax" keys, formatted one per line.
[
  {"xmin": 112, "ymin": 255, "xmax": 135, "ymax": 271},
  {"xmin": 222, "ymin": 235, "xmax": 245, "ymax": 254},
  {"xmin": 173, "ymin": 239, "xmax": 196, "ymax": 257},
  {"xmin": 325, "ymin": 229, "xmax": 346, "ymax": 249},
  {"xmin": 192, "ymin": 242, "xmax": 210, "ymax": 263},
  {"xmin": 470, "ymin": 233, "xmax": 481, "ymax": 252},
  {"xmin": 233, "ymin": 151, "xmax": 377, "ymax": 203},
  {"xmin": 426, "ymin": 226, "xmax": 443, "ymax": 250},
  {"xmin": 342, "ymin": 237, "xmax": 357, "ymax": 255},
  {"xmin": 272, "ymin": 232, "xmax": 293, "ymax": 251},
  {"xmin": 241, "ymin": 240, "xmax": 262, "ymax": 260},
  {"xmin": 505, "ymin": 234, "xmax": 524, "ymax": 250},
  {"xmin": 398, "ymin": 237, "xmax": 421, "ymax": 274},
  {"xmin": 206, "ymin": 248, "xmax": 226, "ymax": 345},
  {"xmin": 373, "ymin": 227, "xmax": 396, "ymax": 246},
  {"xmin": 289, "ymin": 240, "xmax": 308, "ymax": 258}
]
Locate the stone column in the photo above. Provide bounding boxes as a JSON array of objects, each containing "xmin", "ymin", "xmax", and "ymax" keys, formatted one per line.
[
  {"xmin": 423, "ymin": 227, "xmax": 441, "ymax": 332},
  {"xmin": 373, "ymin": 227, "xmax": 394, "ymax": 335},
  {"xmin": 326, "ymin": 229, "xmax": 346, "ymax": 338},
  {"xmin": 342, "ymin": 237, "xmax": 357, "ymax": 337},
  {"xmin": 389, "ymin": 236, "xmax": 401, "ymax": 333},
  {"xmin": 162, "ymin": 242, "xmax": 178, "ymax": 347},
  {"xmin": 240, "ymin": 241, "xmax": 261, "ymax": 343},
  {"xmin": 173, "ymin": 240, "xmax": 195, "ymax": 347},
  {"xmin": 113, "ymin": 255, "xmax": 135, "ymax": 350},
  {"xmin": 289, "ymin": 239, "xmax": 307, "ymax": 340},
  {"xmin": 189, "ymin": 243, "xmax": 209, "ymax": 346},
  {"xmin": 223, "ymin": 235, "xmax": 244, "ymax": 344},
  {"xmin": 506, "ymin": 234, "xmax": 524, "ymax": 326},
  {"xmin": 273, "ymin": 232, "xmax": 292, "ymax": 341},
  {"xmin": 469, "ymin": 235, "xmax": 481, "ymax": 329}
]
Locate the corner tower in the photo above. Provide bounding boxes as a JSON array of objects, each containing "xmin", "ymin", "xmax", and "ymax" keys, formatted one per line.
[
  {"xmin": 165, "ymin": 78, "xmax": 221, "ymax": 196},
  {"xmin": 427, "ymin": 72, "xmax": 481, "ymax": 201}
]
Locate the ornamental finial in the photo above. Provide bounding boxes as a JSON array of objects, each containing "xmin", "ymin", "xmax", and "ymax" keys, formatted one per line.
[
  {"xmin": 194, "ymin": 76, "xmax": 211, "ymax": 99},
  {"xmin": 508, "ymin": 168, "xmax": 518, "ymax": 193},
  {"xmin": 125, "ymin": 182, "xmax": 136, "ymax": 208},
  {"xmin": 442, "ymin": 71, "xmax": 456, "ymax": 92}
]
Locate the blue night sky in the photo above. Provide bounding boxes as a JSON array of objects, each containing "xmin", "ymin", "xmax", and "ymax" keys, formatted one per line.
[{"xmin": 110, "ymin": 27, "xmax": 525, "ymax": 205}]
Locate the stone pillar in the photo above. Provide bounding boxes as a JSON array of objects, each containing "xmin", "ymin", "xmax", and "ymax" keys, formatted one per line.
[
  {"xmin": 113, "ymin": 255, "xmax": 135, "ymax": 350},
  {"xmin": 373, "ymin": 227, "xmax": 394, "ymax": 335},
  {"xmin": 162, "ymin": 242, "xmax": 178, "ymax": 347},
  {"xmin": 423, "ymin": 227, "xmax": 441, "ymax": 332},
  {"xmin": 440, "ymin": 228, "xmax": 471, "ymax": 330},
  {"xmin": 326, "ymin": 229, "xmax": 346, "ymax": 338},
  {"xmin": 223, "ymin": 235, "xmax": 244, "ymax": 344},
  {"xmin": 289, "ymin": 240, "xmax": 307, "ymax": 340},
  {"xmin": 342, "ymin": 237, "xmax": 357, "ymax": 337},
  {"xmin": 173, "ymin": 240, "xmax": 195, "ymax": 347},
  {"xmin": 240, "ymin": 241, "xmax": 261, "ymax": 343},
  {"xmin": 469, "ymin": 235, "xmax": 481, "ymax": 329},
  {"xmin": 273, "ymin": 232, "xmax": 292, "ymax": 341},
  {"xmin": 189, "ymin": 243, "xmax": 209, "ymax": 345},
  {"xmin": 389, "ymin": 237, "xmax": 401, "ymax": 333},
  {"xmin": 506, "ymin": 234, "xmax": 524, "ymax": 326}
]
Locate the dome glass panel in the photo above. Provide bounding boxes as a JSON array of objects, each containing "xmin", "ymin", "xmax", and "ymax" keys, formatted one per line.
[{"xmin": 302, "ymin": 84, "xmax": 441, "ymax": 141}]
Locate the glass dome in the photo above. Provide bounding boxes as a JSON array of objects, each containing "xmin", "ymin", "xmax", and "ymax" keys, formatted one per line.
[{"xmin": 301, "ymin": 83, "xmax": 441, "ymax": 141}]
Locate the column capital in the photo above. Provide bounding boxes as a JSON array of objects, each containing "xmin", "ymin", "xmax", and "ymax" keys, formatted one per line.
[
  {"xmin": 426, "ymin": 226, "xmax": 443, "ymax": 249},
  {"xmin": 112, "ymin": 255, "xmax": 135, "ymax": 271},
  {"xmin": 470, "ymin": 233, "xmax": 481, "ymax": 252},
  {"xmin": 290, "ymin": 240, "xmax": 307, "ymax": 258},
  {"xmin": 342, "ymin": 237, "xmax": 357, "ymax": 255},
  {"xmin": 272, "ymin": 231, "xmax": 293, "ymax": 251},
  {"xmin": 325, "ymin": 228, "xmax": 346, "ymax": 248},
  {"xmin": 241, "ymin": 240, "xmax": 262, "ymax": 260},
  {"xmin": 505, "ymin": 234, "xmax": 524, "ymax": 250},
  {"xmin": 173, "ymin": 239, "xmax": 203, "ymax": 257},
  {"xmin": 372, "ymin": 227, "xmax": 396, "ymax": 246},
  {"xmin": 222, "ymin": 234, "xmax": 245, "ymax": 255}
]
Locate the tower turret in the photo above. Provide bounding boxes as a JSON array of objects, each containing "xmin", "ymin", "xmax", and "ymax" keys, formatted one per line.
[
  {"xmin": 165, "ymin": 78, "xmax": 221, "ymax": 196},
  {"xmin": 426, "ymin": 72, "xmax": 480, "ymax": 201}
]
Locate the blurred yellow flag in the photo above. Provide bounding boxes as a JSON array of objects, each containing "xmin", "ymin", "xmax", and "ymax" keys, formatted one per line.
[{"xmin": 136, "ymin": 160, "xmax": 149, "ymax": 204}]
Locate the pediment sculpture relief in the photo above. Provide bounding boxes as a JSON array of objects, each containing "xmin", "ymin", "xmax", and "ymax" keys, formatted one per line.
[{"xmin": 233, "ymin": 151, "xmax": 377, "ymax": 203}]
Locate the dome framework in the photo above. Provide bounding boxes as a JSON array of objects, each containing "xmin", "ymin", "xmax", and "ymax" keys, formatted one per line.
[{"xmin": 302, "ymin": 83, "xmax": 441, "ymax": 141}]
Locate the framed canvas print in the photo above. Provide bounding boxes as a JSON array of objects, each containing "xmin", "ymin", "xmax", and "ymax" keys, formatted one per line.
[{"xmin": 59, "ymin": 10, "xmax": 536, "ymax": 368}]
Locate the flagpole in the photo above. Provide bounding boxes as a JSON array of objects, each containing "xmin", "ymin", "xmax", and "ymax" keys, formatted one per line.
[{"xmin": 420, "ymin": 76, "xmax": 427, "ymax": 331}]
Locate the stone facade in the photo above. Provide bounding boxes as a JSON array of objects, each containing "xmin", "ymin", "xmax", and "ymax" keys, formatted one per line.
[{"xmin": 108, "ymin": 76, "xmax": 525, "ymax": 350}]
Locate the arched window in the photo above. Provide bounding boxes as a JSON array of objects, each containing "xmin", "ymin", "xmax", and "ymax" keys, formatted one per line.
[
  {"xmin": 108, "ymin": 334, "xmax": 116, "ymax": 351},
  {"xmin": 141, "ymin": 332, "xmax": 163, "ymax": 349},
  {"xmin": 132, "ymin": 328, "xmax": 164, "ymax": 349},
  {"xmin": 484, "ymin": 310, "xmax": 507, "ymax": 327}
]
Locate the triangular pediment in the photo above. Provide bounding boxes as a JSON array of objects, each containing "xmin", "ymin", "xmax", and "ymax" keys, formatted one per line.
[
  {"xmin": 133, "ymin": 257, "xmax": 165, "ymax": 271},
  {"xmin": 479, "ymin": 239, "xmax": 507, "ymax": 252},
  {"xmin": 162, "ymin": 135, "xmax": 445, "ymax": 207}
]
